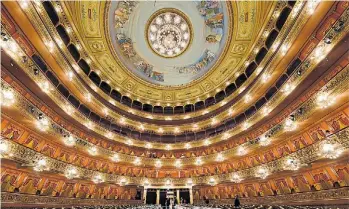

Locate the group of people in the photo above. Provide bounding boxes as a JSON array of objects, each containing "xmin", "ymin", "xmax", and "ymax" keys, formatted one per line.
[{"xmin": 164, "ymin": 197, "xmax": 188, "ymax": 209}]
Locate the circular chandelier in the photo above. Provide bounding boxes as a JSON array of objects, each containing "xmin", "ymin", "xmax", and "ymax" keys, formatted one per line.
[{"xmin": 146, "ymin": 9, "xmax": 192, "ymax": 58}]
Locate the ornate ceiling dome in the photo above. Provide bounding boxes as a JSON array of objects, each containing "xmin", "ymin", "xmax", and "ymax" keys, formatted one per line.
[{"xmin": 108, "ymin": 1, "xmax": 230, "ymax": 86}]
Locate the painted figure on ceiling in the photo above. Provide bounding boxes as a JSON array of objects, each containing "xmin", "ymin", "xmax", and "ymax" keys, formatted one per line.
[{"xmin": 205, "ymin": 13, "xmax": 224, "ymax": 28}]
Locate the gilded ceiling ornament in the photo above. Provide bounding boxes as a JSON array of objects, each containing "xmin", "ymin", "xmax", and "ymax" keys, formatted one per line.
[{"xmin": 146, "ymin": 9, "xmax": 192, "ymax": 58}]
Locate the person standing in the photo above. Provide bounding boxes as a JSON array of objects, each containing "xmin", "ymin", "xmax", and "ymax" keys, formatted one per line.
[{"xmin": 234, "ymin": 195, "xmax": 240, "ymax": 208}]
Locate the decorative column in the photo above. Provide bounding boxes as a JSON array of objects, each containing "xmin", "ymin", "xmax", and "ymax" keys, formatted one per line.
[
  {"xmin": 189, "ymin": 188, "xmax": 193, "ymax": 204},
  {"xmin": 143, "ymin": 188, "xmax": 147, "ymax": 204},
  {"xmin": 156, "ymin": 189, "xmax": 160, "ymax": 205},
  {"xmin": 176, "ymin": 189, "xmax": 180, "ymax": 204}
]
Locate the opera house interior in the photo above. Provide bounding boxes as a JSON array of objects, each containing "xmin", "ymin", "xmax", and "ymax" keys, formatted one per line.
[{"xmin": 0, "ymin": 0, "xmax": 348, "ymax": 208}]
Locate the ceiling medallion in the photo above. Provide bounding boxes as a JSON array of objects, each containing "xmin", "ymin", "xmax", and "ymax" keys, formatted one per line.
[{"xmin": 146, "ymin": 9, "xmax": 192, "ymax": 58}]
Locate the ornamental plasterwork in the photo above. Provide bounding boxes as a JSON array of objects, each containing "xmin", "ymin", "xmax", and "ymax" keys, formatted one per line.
[
  {"xmin": 2, "ymin": 127, "xmax": 348, "ymax": 185},
  {"xmin": 3, "ymin": 12, "xmax": 347, "ymax": 152},
  {"xmin": 18, "ymin": 0, "xmax": 318, "ymax": 127},
  {"xmin": 50, "ymin": 1, "xmax": 274, "ymax": 103},
  {"xmin": 2, "ymin": 58, "xmax": 348, "ymax": 166},
  {"xmin": 1, "ymin": 192, "xmax": 142, "ymax": 205},
  {"xmin": 194, "ymin": 188, "xmax": 349, "ymax": 204},
  {"xmin": 2, "ymin": 3, "xmax": 347, "ymax": 151},
  {"xmin": 22, "ymin": 0, "xmax": 264, "ymax": 117}
]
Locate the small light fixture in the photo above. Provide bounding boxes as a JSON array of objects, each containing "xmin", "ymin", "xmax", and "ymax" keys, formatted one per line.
[
  {"xmin": 174, "ymin": 127, "xmax": 180, "ymax": 133},
  {"xmin": 64, "ymin": 135, "xmax": 75, "ymax": 147},
  {"xmin": 231, "ymin": 173, "xmax": 242, "ymax": 183},
  {"xmin": 134, "ymin": 158, "xmax": 141, "ymax": 165},
  {"xmin": 0, "ymin": 141, "xmax": 10, "ymax": 157},
  {"xmin": 284, "ymin": 158, "xmax": 300, "ymax": 171},
  {"xmin": 106, "ymin": 132, "xmax": 113, "ymax": 138},
  {"xmin": 282, "ymin": 83, "xmax": 295, "ymax": 95},
  {"xmin": 40, "ymin": 81, "xmax": 51, "ymax": 93},
  {"xmin": 88, "ymin": 146, "xmax": 98, "ymax": 156},
  {"xmin": 185, "ymin": 143, "xmax": 191, "ymax": 149},
  {"xmin": 165, "ymin": 144, "xmax": 172, "ymax": 150},
  {"xmin": 65, "ymin": 167, "xmax": 79, "ymax": 179},
  {"xmin": 262, "ymin": 107, "xmax": 271, "ymax": 116},
  {"xmin": 187, "ymin": 179, "xmax": 193, "ymax": 186},
  {"xmin": 319, "ymin": 143, "xmax": 342, "ymax": 159},
  {"xmin": 34, "ymin": 159, "xmax": 49, "ymax": 172},
  {"xmin": 244, "ymin": 95, "xmax": 252, "ymax": 103},
  {"xmin": 284, "ymin": 118, "xmax": 297, "ymax": 132},
  {"xmin": 281, "ymin": 44, "xmax": 288, "ymax": 56},
  {"xmin": 242, "ymin": 122, "xmax": 250, "ymax": 130},
  {"xmin": 204, "ymin": 140, "xmax": 210, "ymax": 146},
  {"xmin": 64, "ymin": 105, "xmax": 74, "ymax": 115},
  {"xmin": 85, "ymin": 121, "xmax": 93, "ymax": 129},
  {"xmin": 261, "ymin": 74, "xmax": 270, "ymax": 83},
  {"xmin": 119, "ymin": 117, "xmax": 125, "ymax": 125},
  {"xmin": 120, "ymin": 178, "xmax": 127, "ymax": 186},
  {"xmin": 259, "ymin": 135, "xmax": 270, "ymax": 146},
  {"xmin": 211, "ymin": 118, "xmax": 218, "ymax": 125},
  {"xmin": 146, "ymin": 143, "xmax": 152, "ymax": 149},
  {"xmin": 92, "ymin": 174, "xmax": 104, "ymax": 184},
  {"xmin": 175, "ymin": 160, "xmax": 182, "ymax": 168},
  {"xmin": 127, "ymin": 139, "xmax": 133, "ymax": 146},
  {"xmin": 155, "ymin": 160, "xmax": 162, "ymax": 168},
  {"xmin": 223, "ymin": 132, "xmax": 230, "ymax": 140},
  {"xmin": 85, "ymin": 93, "xmax": 92, "ymax": 103},
  {"xmin": 195, "ymin": 157, "xmax": 203, "ymax": 166},
  {"xmin": 165, "ymin": 179, "xmax": 172, "ymax": 187},
  {"xmin": 111, "ymin": 154, "xmax": 119, "ymax": 162},
  {"xmin": 237, "ymin": 146, "xmax": 247, "ymax": 156},
  {"xmin": 1, "ymin": 89, "xmax": 15, "ymax": 106},
  {"xmin": 256, "ymin": 167, "xmax": 269, "ymax": 179},
  {"xmin": 216, "ymin": 153, "xmax": 224, "ymax": 162},
  {"xmin": 36, "ymin": 118, "xmax": 50, "ymax": 132},
  {"xmin": 317, "ymin": 92, "xmax": 334, "ymax": 109},
  {"xmin": 144, "ymin": 179, "xmax": 150, "ymax": 187},
  {"xmin": 208, "ymin": 177, "xmax": 216, "ymax": 186}
]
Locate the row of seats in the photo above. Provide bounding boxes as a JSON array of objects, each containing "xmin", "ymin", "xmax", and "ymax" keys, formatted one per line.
[
  {"xmin": 193, "ymin": 204, "xmax": 343, "ymax": 209},
  {"xmin": 2, "ymin": 204, "xmax": 345, "ymax": 209}
]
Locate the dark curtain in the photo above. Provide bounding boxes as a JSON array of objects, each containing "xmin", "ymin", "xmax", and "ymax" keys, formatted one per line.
[
  {"xmin": 160, "ymin": 191, "xmax": 167, "ymax": 206},
  {"xmin": 180, "ymin": 190, "xmax": 190, "ymax": 204},
  {"xmin": 146, "ymin": 191, "xmax": 156, "ymax": 204}
]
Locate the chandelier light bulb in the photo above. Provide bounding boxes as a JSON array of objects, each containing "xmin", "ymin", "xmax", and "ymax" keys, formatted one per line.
[{"xmin": 1, "ymin": 90, "xmax": 15, "ymax": 106}]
